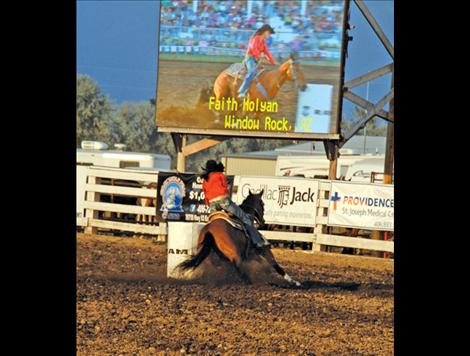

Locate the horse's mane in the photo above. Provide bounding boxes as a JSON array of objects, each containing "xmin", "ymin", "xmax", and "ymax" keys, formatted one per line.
[{"xmin": 261, "ymin": 58, "xmax": 294, "ymax": 78}]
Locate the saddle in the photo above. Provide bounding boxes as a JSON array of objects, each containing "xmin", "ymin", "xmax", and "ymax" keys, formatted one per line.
[
  {"xmin": 225, "ymin": 62, "xmax": 246, "ymax": 78},
  {"xmin": 208, "ymin": 211, "xmax": 244, "ymax": 231},
  {"xmin": 225, "ymin": 62, "xmax": 266, "ymax": 84},
  {"xmin": 208, "ymin": 211, "xmax": 267, "ymax": 254}
]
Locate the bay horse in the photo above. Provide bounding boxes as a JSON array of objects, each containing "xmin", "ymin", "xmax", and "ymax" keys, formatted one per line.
[
  {"xmin": 212, "ymin": 54, "xmax": 307, "ymax": 119},
  {"xmin": 177, "ymin": 190, "xmax": 301, "ymax": 287}
]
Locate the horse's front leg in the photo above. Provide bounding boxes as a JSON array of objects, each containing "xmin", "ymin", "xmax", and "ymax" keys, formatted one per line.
[
  {"xmin": 261, "ymin": 248, "xmax": 301, "ymax": 287},
  {"xmin": 232, "ymin": 259, "xmax": 252, "ymax": 284}
]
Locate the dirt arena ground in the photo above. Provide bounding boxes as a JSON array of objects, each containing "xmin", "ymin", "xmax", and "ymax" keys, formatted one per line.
[
  {"xmin": 77, "ymin": 233, "xmax": 393, "ymax": 355},
  {"xmin": 156, "ymin": 60, "xmax": 340, "ymax": 132}
]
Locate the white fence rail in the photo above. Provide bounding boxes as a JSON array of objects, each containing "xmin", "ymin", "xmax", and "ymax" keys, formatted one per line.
[
  {"xmin": 77, "ymin": 166, "xmax": 166, "ymax": 238},
  {"xmin": 77, "ymin": 166, "xmax": 394, "ymax": 255}
]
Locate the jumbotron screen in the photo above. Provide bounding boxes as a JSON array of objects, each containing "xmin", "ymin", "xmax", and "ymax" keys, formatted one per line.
[{"xmin": 155, "ymin": 0, "xmax": 349, "ymax": 139}]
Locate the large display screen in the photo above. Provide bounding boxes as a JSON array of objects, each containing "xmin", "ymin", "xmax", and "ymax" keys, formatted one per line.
[{"xmin": 155, "ymin": 0, "xmax": 349, "ymax": 139}]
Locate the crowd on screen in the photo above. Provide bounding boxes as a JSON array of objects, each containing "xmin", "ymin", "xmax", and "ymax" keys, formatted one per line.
[
  {"xmin": 275, "ymin": 0, "xmax": 343, "ymax": 33},
  {"xmin": 161, "ymin": 1, "xmax": 267, "ymax": 30},
  {"xmin": 160, "ymin": 0, "xmax": 344, "ymax": 54}
]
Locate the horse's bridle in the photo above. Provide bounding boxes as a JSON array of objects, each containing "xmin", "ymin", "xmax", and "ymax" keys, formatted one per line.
[
  {"xmin": 289, "ymin": 60, "xmax": 298, "ymax": 81},
  {"xmin": 242, "ymin": 202, "xmax": 265, "ymax": 227},
  {"xmin": 289, "ymin": 59, "xmax": 302, "ymax": 90},
  {"xmin": 252, "ymin": 204, "xmax": 266, "ymax": 227}
]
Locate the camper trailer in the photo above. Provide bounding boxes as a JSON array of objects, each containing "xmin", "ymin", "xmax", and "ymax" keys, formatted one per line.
[
  {"xmin": 344, "ymin": 158, "xmax": 393, "ymax": 183},
  {"xmin": 77, "ymin": 140, "xmax": 171, "ymax": 170},
  {"xmin": 275, "ymin": 151, "xmax": 385, "ymax": 180},
  {"xmin": 76, "ymin": 141, "xmax": 172, "ymax": 220},
  {"xmin": 77, "ymin": 149, "xmax": 171, "ymax": 170}
]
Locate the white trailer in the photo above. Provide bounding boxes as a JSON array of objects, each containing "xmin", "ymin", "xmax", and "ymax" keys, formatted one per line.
[
  {"xmin": 344, "ymin": 157, "xmax": 393, "ymax": 183},
  {"xmin": 77, "ymin": 149, "xmax": 171, "ymax": 170},
  {"xmin": 275, "ymin": 152, "xmax": 385, "ymax": 180}
]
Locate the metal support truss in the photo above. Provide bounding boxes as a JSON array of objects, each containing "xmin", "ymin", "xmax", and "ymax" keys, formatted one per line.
[
  {"xmin": 341, "ymin": 89, "xmax": 394, "ymax": 145},
  {"xmin": 354, "ymin": 0, "xmax": 394, "ymax": 59},
  {"xmin": 340, "ymin": 0, "xmax": 394, "ymax": 147}
]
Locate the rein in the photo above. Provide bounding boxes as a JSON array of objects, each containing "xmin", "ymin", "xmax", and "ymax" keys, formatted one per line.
[
  {"xmin": 289, "ymin": 60, "xmax": 302, "ymax": 90},
  {"xmin": 251, "ymin": 59, "xmax": 302, "ymax": 100},
  {"xmin": 274, "ymin": 60, "xmax": 300, "ymax": 91},
  {"xmin": 240, "ymin": 200, "xmax": 264, "ymax": 226}
]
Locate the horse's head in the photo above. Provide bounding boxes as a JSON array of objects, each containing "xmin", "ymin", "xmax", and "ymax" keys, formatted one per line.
[
  {"xmin": 286, "ymin": 54, "xmax": 307, "ymax": 91},
  {"xmin": 241, "ymin": 189, "xmax": 266, "ymax": 227}
]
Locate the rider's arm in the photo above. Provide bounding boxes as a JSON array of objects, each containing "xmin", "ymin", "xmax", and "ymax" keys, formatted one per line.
[
  {"xmin": 247, "ymin": 36, "xmax": 262, "ymax": 61},
  {"xmin": 219, "ymin": 173, "xmax": 228, "ymax": 193},
  {"xmin": 262, "ymin": 40, "xmax": 275, "ymax": 65},
  {"xmin": 202, "ymin": 179, "xmax": 209, "ymax": 205}
]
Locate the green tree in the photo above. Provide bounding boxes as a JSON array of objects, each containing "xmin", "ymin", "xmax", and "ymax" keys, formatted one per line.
[
  {"xmin": 115, "ymin": 100, "xmax": 176, "ymax": 161},
  {"xmin": 76, "ymin": 75, "xmax": 117, "ymax": 146},
  {"xmin": 115, "ymin": 101, "xmax": 156, "ymax": 152}
]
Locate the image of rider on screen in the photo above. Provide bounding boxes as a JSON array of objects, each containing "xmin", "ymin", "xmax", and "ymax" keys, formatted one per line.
[{"xmin": 237, "ymin": 24, "xmax": 276, "ymax": 99}]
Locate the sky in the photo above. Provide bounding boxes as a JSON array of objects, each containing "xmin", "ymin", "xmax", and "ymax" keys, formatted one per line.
[{"xmin": 76, "ymin": 0, "xmax": 394, "ymax": 123}]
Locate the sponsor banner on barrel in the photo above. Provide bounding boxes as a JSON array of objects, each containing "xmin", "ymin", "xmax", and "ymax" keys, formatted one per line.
[
  {"xmin": 156, "ymin": 172, "xmax": 234, "ymax": 223},
  {"xmin": 327, "ymin": 181, "xmax": 394, "ymax": 231},
  {"xmin": 232, "ymin": 176, "xmax": 319, "ymax": 227}
]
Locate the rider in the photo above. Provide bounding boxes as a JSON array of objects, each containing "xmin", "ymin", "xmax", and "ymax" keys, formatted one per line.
[
  {"xmin": 201, "ymin": 160, "xmax": 270, "ymax": 249},
  {"xmin": 237, "ymin": 24, "xmax": 276, "ymax": 99}
]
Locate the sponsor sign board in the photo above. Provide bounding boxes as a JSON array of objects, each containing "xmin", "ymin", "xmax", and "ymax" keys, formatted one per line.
[
  {"xmin": 327, "ymin": 181, "xmax": 394, "ymax": 231},
  {"xmin": 232, "ymin": 176, "xmax": 319, "ymax": 227},
  {"xmin": 157, "ymin": 172, "xmax": 234, "ymax": 223}
]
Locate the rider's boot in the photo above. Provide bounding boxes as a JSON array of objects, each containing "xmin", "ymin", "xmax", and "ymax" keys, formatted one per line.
[
  {"xmin": 246, "ymin": 225, "xmax": 270, "ymax": 249},
  {"xmin": 237, "ymin": 88, "xmax": 248, "ymax": 99},
  {"xmin": 238, "ymin": 71, "xmax": 256, "ymax": 99}
]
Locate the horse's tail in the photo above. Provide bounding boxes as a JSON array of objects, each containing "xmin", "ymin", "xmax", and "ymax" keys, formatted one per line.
[{"xmin": 177, "ymin": 231, "xmax": 214, "ymax": 271}]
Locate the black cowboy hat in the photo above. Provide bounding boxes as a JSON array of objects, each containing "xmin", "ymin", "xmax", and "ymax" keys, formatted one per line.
[
  {"xmin": 201, "ymin": 160, "xmax": 224, "ymax": 173},
  {"xmin": 257, "ymin": 24, "xmax": 275, "ymax": 34}
]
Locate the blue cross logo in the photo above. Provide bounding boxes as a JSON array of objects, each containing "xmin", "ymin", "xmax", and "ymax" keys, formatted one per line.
[{"xmin": 331, "ymin": 191, "xmax": 341, "ymax": 210}]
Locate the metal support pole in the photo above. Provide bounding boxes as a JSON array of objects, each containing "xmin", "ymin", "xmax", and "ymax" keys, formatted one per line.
[
  {"xmin": 171, "ymin": 133, "xmax": 187, "ymax": 173},
  {"xmin": 363, "ymin": 81, "xmax": 370, "ymax": 154},
  {"xmin": 383, "ymin": 73, "xmax": 394, "ymax": 184},
  {"xmin": 383, "ymin": 103, "xmax": 394, "ymax": 184},
  {"xmin": 373, "ymin": 73, "xmax": 394, "ymax": 256},
  {"xmin": 328, "ymin": 159, "xmax": 338, "ymax": 180},
  {"xmin": 324, "ymin": 140, "xmax": 340, "ymax": 180},
  {"xmin": 177, "ymin": 135, "xmax": 187, "ymax": 173}
]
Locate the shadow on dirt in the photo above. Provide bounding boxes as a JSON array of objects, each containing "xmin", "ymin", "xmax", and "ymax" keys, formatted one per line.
[
  {"xmin": 269, "ymin": 280, "xmax": 394, "ymax": 292},
  {"xmin": 270, "ymin": 280, "xmax": 361, "ymax": 291}
]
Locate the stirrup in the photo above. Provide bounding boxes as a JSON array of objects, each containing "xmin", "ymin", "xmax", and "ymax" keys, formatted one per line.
[
  {"xmin": 254, "ymin": 238, "xmax": 270, "ymax": 249},
  {"xmin": 255, "ymin": 242, "xmax": 269, "ymax": 250}
]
